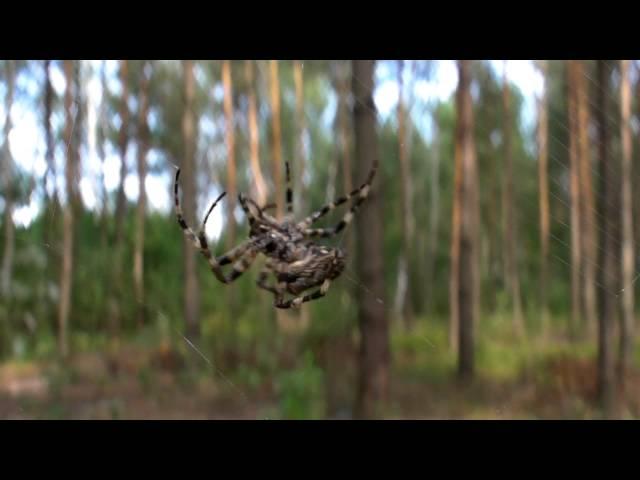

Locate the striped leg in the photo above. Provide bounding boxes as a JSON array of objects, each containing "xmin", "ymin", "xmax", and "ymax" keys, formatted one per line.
[
  {"xmin": 239, "ymin": 194, "xmax": 280, "ymax": 231},
  {"xmin": 175, "ymin": 168, "xmax": 256, "ymax": 284},
  {"xmin": 285, "ymin": 160, "xmax": 293, "ymax": 215},
  {"xmin": 257, "ymin": 261, "xmax": 290, "ymax": 305},
  {"xmin": 302, "ymin": 176, "xmax": 375, "ymax": 239},
  {"xmin": 238, "ymin": 193, "xmax": 261, "ymax": 229},
  {"xmin": 256, "ymin": 263, "xmax": 279, "ymax": 295},
  {"xmin": 297, "ymin": 159, "xmax": 378, "ymax": 230},
  {"xmin": 220, "ymin": 247, "xmax": 259, "ymax": 283},
  {"xmin": 196, "ymin": 229, "xmax": 258, "ymax": 284},
  {"xmin": 175, "ymin": 169, "xmax": 226, "ymax": 250},
  {"xmin": 275, "ymin": 279, "xmax": 332, "ymax": 309}
]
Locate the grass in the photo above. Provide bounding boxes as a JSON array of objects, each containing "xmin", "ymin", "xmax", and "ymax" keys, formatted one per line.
[
  {"xmin": 2, "ymin": 313, "xmax": 640, "ymax": 419},
  {"xmin": 387, "ymin": 314, "xmax": 640, "ymax": 419}
]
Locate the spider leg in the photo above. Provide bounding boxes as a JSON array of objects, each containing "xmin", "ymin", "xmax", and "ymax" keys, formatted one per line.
[
  {"xmin": 239, "ymin": 194, "xmax": 280, "ymax": 231},
  {"xmin": 275, "ymin": 279, "xmax": 332, "ymax": 309},
  {"xmin": 238, "ymin": 193, "xmax": 261, "ymax": 228},
  {"xmin": 175, "ymin": 168, "xmax": 228, "ymax": 284},
  {"xmin": 223, "ymin": 247, "xmax": 259, "ymax": 283},
  {"xmin": 175, "ymin": 169, "xmax": 225, "ymax": 251},
  {"xmin": 302, "ymin": 174, "xmax": 375, "ymax": 239},
  {"xmin": 199, "ymin": 236, "xmax": 259, "ymax": 284},
  {"xmin": 285, "ymin": 160, "xmax": 293, "ymax": 215},
  {"xmin": 297, "ymin": 159, "xmax": 378, "ymax": 229},
  {"xmin": 257, "ymin": 262, "xmax": 294, "ymax": 306},
  {"xmin": 198, "ymin": 198, "xmax": 260, "ymax": 283},
  {"xmin": 256, "ymin": 263, "xmax": 279, "ymax": 295},
  {"xmin": 175, "ymin": 168, "xmax": 256, "ymax": 284}
]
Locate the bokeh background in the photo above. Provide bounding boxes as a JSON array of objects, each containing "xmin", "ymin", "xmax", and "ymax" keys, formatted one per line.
[{"xmin": 0, "ymin": 59, "xmax": 639, "ymax": 419}]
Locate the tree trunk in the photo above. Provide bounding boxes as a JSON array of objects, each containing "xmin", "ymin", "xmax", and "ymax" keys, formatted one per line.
[
  {"xmin": 134, "ymin": 61, "xmax": 150, "ymax": 328},
  {"xmin": 222, "ymin": 61, "xmax": 237, "ymax": 249},
  {"xmin": 71, "ymin": 61, "xmax": 84, "ymax": 214},
  {"xmin": 293, "ymin": 60, "xmax": 311, "ymax": 329},
  {"xmin": 352, "ymin": 60, "xmax": 389, "ymax": 419},
  {"xmin": 502, "ymin": 63, "xmax": 525, "ymax": 339},
  {"xmin": 404, "ymin": 62, "xmax": 422, "ymax": 315},
  {"xmin": 567, "ymin": 61, "xmax": 582, "ymax": 338},
  {"xmin": 635, "ymin": 66, "xmax": 640, "ymax": 258},
  {"xmin": 115, "ymin": 59, "xmax": 129, "ymax": 246},
  {"xmin": 222, "ymin": 60, "xmax": 239, "ymax": 353},
  {"xmin": 486, "ymin": 119, "xmax": 501, "ymax": 316},
  {"xmin": 395, "ymin": 60, "xmax": 414, "ymax": 328},
  {"xmin": 575, "ymin": 61, "xmax": 597, "ymax": 338},
  {"xmin": 1, "ymin": 60, "xmax": 15, "ymax": 300},
  {"xmin": 98, "ymin": 61, "xmax": 110, "ymax": 248},
  {"xmin": 449, "ymin": 97, "xmax": 463, "ymax": 354},
  {"xmin": 269, "ymin": 60, "xmax": 284, "ymax": 220},
  {"xmin": 268, "ymin": 60, "xmax": 289, "ymax": 330},
  {"xmin": 41, "ymin": 59, "xmax": 59, "ymax": 334},
  {"xmin": 245, "ymin": 61, "xmax": 267, "ymax": 207},
  {"xmin": 337, "ymin": 61, "xmax": 354, "ymax": 255},
  {"xmin": 182, "ymin": 60, "xmax": 200, "ymax": 339},
  {"xmin": 0, "ymin": 63, "xmax": 21, "ymax": 355},
  {"xmin": 43, "ymin": 60, "xmax": 58, "ymax": 206},
  {"xmin": 426, "ymin": 121, "xmax": 440, "ymax": 315},
  {"xmin": 323, "ymin": 60, "xmax": 357, "ymax": 417},
  {"xmin": 456, "ymin": 60, "xmax": 478, "ymax": 379},
  {"xmin": 108, "ymin": 59, "xmax": 130, "ymax": 337},
  {"xmin": 57, "ymin": 60, "xmax": 76, "ymax": 358},
  {"xmin": 596, "ymin": 59, "xmax": 617, "ymax": 417},
  {"xmin": 619, "ymin": 59, "xmax": 634, "ymax": 387},
  {"xmin": 536, "ymin": 61, "xmax": 550, "ymax": 338},
  {"xmin": 293, "ymin": 60, "xmax": 307, "ymax": 216}
]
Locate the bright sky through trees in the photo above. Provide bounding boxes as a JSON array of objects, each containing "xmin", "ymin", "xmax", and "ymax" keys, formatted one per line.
[{"xmin": 4, "ymin": 60, "xmax": 544, "ymax": 238}]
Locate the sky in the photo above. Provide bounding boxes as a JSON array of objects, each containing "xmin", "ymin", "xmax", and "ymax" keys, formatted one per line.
[
  {"xmin": 375, "ymin": 60, "xmax": 543, "ymax": 132},
  {"xmin": 3, "ymin": 60, "xmax": 544, "ymax": 238}
]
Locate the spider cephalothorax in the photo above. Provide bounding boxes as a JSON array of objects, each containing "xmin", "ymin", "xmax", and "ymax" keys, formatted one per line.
[{"xmin": 175, "ymin": 159, "xmax": 377, "ymax": 309}]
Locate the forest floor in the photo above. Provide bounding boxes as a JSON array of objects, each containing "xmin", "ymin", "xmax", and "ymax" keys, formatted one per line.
[{"xmin": 1, "ymin": 323, "xmax": 640, "ymax": 420}]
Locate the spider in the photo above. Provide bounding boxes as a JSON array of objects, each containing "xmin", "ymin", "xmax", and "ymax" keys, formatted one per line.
[{"xmin": 174, "ymin": 159, "xmax": 377, "ymax": 309}]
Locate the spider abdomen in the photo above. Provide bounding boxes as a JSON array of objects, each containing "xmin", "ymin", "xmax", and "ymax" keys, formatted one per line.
[{"xmin": 275, "ymin": 247, "xmax": 346, "ymax": 295}]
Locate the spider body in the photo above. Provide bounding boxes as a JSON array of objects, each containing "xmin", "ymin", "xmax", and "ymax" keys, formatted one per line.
[
  {"xmin": 276, "ymin": 245, "xmax": 347, "ymax": 295},
  {"xmin": 175, "ymin": 158, "xmax": 376, "ymax": 309}
]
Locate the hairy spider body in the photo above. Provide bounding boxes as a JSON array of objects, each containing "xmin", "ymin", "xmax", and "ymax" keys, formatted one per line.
[{"xmin": 175, "ymin": 158, "xmax": 376, "ymax": 309}]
